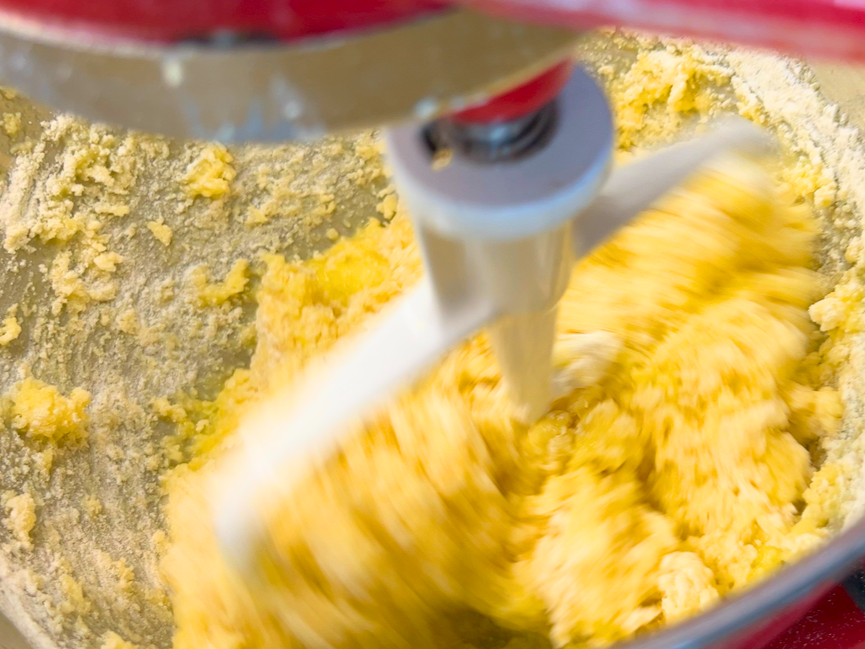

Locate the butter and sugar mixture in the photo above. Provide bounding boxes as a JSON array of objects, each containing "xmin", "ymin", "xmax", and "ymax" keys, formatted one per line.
[{"xmin": 163, "ymin": 155, "xmax": 842, "ymax": 649}]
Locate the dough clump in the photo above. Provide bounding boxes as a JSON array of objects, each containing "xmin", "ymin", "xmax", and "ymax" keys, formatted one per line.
[{"xmin": 163, "ymin": 158, "xmax": 841, "ymax": 648}]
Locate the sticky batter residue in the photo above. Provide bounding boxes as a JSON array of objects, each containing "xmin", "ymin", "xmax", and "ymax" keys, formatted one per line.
[{"xmin": 162, "ymin": 154, "xmax": 843, "ymax": 649}]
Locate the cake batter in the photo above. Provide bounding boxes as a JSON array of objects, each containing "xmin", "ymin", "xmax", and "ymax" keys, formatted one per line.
[{"xmin": 162, "ymin": 155, "xmax": 843, "ymax": 649}]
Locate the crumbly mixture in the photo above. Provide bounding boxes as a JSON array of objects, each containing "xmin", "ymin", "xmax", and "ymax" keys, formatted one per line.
[
  {"xmin": 0, "ymin": 30, "xmax": 860, "ymax": 649},
  {"xmin": 182, "ymin": 145, "xmax": 235, "ymax": 200},
  {"xmin": 4, "ymin": 493, "xmax": 35, "ymax": 548},
  {"xmin": 189, "ymin": 260, "xmax": 249, "ymax": 307},
  {"xmin": 100, "ymin": 631, "xmax": 137, "ymax": 649},
  {"xmin": 7, "ymin": 378, "xmax": 89, "ymax": 443},
  {"xmin": 145, "ymin": 221, "xmax": 172, "ymax": 247},
  {"xmin": 0, "ymin": 305, "xmax": 21, "ymax": 346},
  {"xmin": 0, "ymin": 86, "xmax": 389, "ymax": 649},
  {"xmin": 162, "ymin": 154, "xmax": 841, "ymax": 649},
  {"xmin": 3, "ymin": 113, "xmax": 21, "ymax": 138}
]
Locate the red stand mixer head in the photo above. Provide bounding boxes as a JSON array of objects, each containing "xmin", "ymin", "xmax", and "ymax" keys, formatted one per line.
[
  {"xmin": 0, "ymin": 0, "xmax": 861, "ymax": 141},
  {"xmin": 0, "ymin": 0, "xmax": 864, "ymax": 59}
]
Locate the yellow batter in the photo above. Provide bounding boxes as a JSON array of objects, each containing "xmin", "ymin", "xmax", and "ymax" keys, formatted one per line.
[{"xmin": 160, "ymin": 153, "xmax": 843, "ymax": 649}]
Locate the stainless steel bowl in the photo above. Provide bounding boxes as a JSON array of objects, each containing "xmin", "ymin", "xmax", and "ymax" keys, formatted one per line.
[{"xmin": 0, "ymin": 30, "xmax": 861, "ymax": 649}]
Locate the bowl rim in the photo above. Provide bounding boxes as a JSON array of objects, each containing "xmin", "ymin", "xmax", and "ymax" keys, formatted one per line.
[{"xmin": 619, "ymin": 515, "xmax": 865, "ymax": 649}]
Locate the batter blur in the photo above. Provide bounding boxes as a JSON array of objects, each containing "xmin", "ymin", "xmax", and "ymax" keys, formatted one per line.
[{"xmin": 161, "ymin": 149, "xmax": 843, "ymax": 649}]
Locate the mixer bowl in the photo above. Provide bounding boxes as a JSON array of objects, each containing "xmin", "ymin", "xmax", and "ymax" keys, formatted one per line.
[{"xmin": 0, "ymin": 30, "xmax": 863, "ymax": 649}]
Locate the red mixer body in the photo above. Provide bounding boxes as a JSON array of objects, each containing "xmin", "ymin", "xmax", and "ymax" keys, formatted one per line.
[
  {"xmin": 2, "ymin": 0, "xmax": 865, "ymax": 124},
  {"xmin": 771, "ymin": 591, "xmax": 865, "ymax": 649},
  {"xmin": 2, "ymin": 0, "xmax": 865, "ymax": 61},
  {"xmin": 0, "ymin": 0, "xmax": 444, "ymax": 41},
  {"xmin": 3, "ymin": 0, "xmax": 865, "ymax": 123}
]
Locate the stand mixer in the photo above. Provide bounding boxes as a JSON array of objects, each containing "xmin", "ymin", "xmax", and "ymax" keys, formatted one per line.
[{"xmin": 0, "ymin": 2, "xmax": 864, "ymax": 649}]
